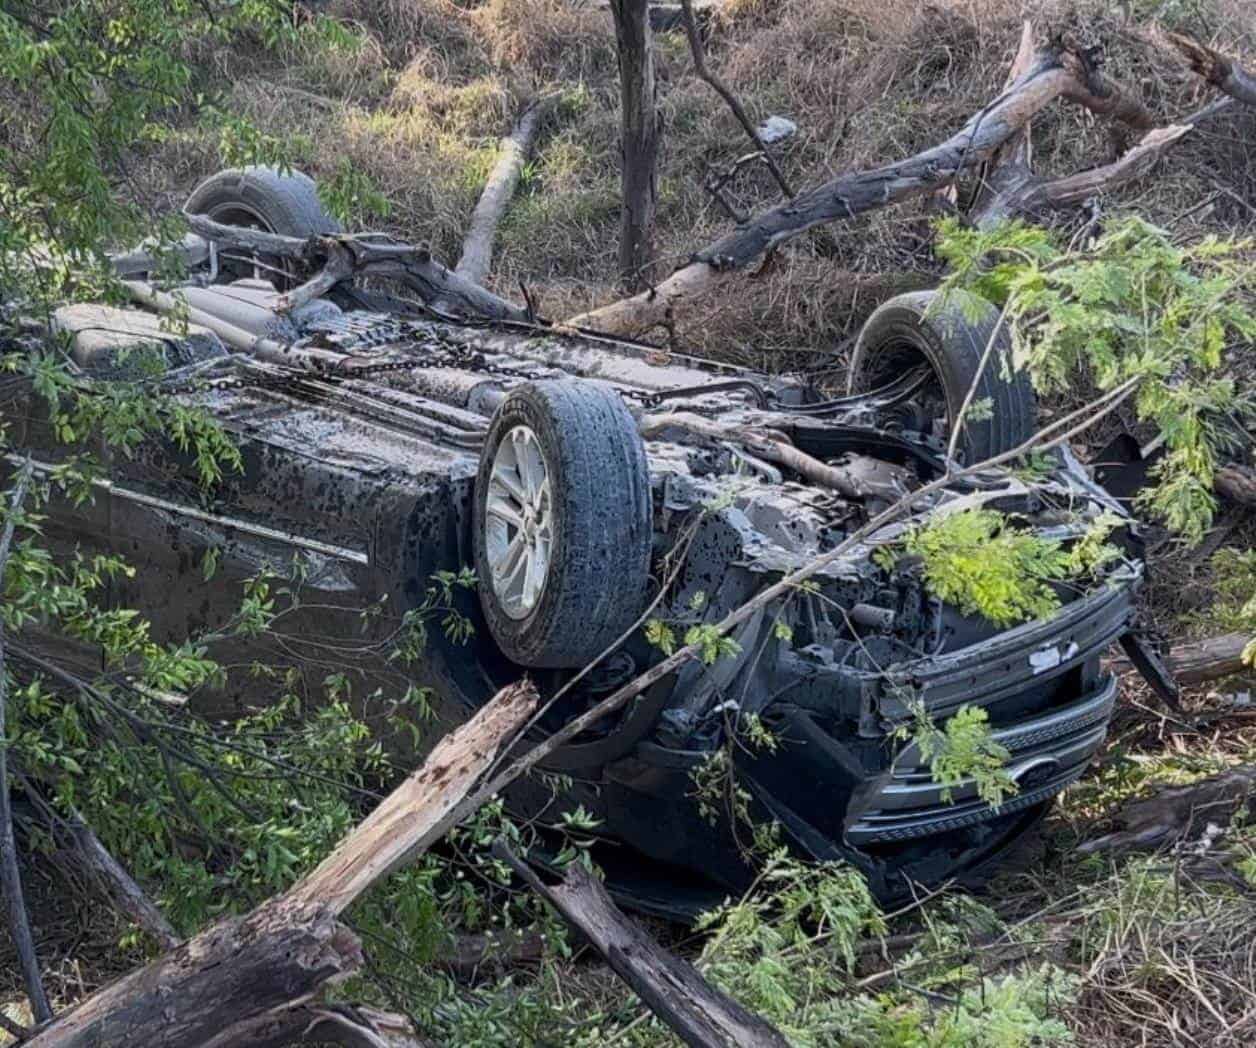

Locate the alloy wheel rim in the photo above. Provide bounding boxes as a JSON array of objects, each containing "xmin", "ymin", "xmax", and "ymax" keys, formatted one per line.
[{"xmin": 485, "ymin": 425, "xmax": 553, "ymax": 619}]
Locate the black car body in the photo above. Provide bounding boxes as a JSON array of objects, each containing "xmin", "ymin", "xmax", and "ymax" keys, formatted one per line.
[{"xmin": 6, "ymin": 169, "xmax": 1146, "ymax": 913}]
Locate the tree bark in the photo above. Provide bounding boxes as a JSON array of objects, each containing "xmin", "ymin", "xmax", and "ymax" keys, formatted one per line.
[
  {"xmin": 24, "ymin": 680, "xmax": 539, "ymax": 1048},
  {"xmin": 1077, "ymin": 765, "xmax": 1256, "ymax": 854},
  {"xmin": 455, "ymin": 101, "xmax": 546, "ymax": 286},
  {"xmin": 496, "ymin": 843, "xmax": 790, "ymax": 1048},
  {"xmin": 1216, "ymin": 463, "xmax": 1256, "ymax": 507},
  {"xmin": 63, "ymin": 808, "xmax": 180, "ymax": 951},
  {"xmin": 1167, "ymin": 632, "xmax": 1252, "ymax": 687},
  {"xmin": 609, "ymin": 0, "xmax": 661, "ymax": 290},
  {"xmin": 569, "ymin": 44, "xmax": 1153, "ymax": 337}
]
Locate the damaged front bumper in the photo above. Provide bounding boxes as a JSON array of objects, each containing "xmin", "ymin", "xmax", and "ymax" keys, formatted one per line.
[{"xmin": 597, "ymin": 567, "xmax": 1139, "ymax": 908}]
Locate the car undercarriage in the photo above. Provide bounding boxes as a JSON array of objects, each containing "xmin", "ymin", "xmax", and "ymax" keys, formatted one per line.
[{"xmin": 5, "ymin": 167, "xmax": 1156, "ymax": 914}]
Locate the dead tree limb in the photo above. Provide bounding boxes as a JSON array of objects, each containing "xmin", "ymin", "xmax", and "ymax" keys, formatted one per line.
[
  {"xmin": 568, "ymin": 42, "xmax": 1156, "ymax": 337},
  {"xmin": 639, "ymin": 411, "xmax": 902, "ymax": 499},
  {"xmin": 61, "ymin": 808, "xmax": 180, "ymax": 951},
  {"xmin": 496, "ymin": 843, "xmax": 790, "ymax": 1048},
  {"xmin": 0, "ymin": 459, "xmax": 52, "ymax": 1025},
  {"xmin": 1164, "ymin": 31, "xmax": 1256, "ymax": 109},
  {"xmin": 205, "ymin": 1003, "xmax": 435, "ymax": 1048},
  {"xmin": 973, "ymin": 123, "xmax": 1192, "ymax": 228},
  {"xmin": 679, "ymin": 0, "xmax": 792, "ymax": 198},
  {"xmin": 609, "ymin": 0, "xmax": 661, "ymax": 290},
  {"xmin": 24, "ymin": 679, "xmax": 539, "ymax": 1048},
  {"xmin": 1077, "ymin": 765, "xmax": 1256, "ymax": 854},
  {"xmin": 455, "ymin": 100, "xmax": 547, "ymax": 286}
]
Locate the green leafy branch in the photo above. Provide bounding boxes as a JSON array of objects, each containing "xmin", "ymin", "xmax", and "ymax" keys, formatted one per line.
[{"xmin": 936, "ymin": 216, "xmax": 1256, "ymax": 543}]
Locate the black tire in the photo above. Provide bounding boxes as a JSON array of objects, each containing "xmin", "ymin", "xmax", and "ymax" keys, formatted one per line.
[
  {"xmin": 473, "ymin": 380, "xmax": 653, "ymax": 669},
  {"xmin": 185, "ymin": 167, "xmax": 341, "ymax": 287},
  {"xmin": 849, "ymin": 289, "xmax": 1037, "ymax": 463}
]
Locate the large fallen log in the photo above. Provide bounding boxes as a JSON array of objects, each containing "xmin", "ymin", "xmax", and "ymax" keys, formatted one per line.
[
  {"xmin": 496, "ymin": 843, "xmax": 790, "ymax": 1048},
  {"xmin": 455, "ymin": 100, "xmax": 546, "ymax": 286},
  {"xmin": 568, "ymin": 39, "xmax": 1154, "ymax": 337},
  {"xmin": 24, "ymin": 679, "xmax": 539, "ymax": 1048}
]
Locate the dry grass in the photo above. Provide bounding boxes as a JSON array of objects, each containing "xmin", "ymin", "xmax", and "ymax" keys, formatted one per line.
[{"xmin": 134, "ymin": 0, "xmax": 1256, "ymax": 367}]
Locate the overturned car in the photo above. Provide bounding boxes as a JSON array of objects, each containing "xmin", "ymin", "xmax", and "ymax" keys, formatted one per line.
[{"xmin": 9, "ymin": 168, "xmax": 1151, "ymax": 911}]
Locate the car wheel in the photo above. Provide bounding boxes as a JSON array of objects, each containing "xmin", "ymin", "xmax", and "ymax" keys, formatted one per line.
[
  {"xmin": 184, "ymin": 166, "xmax": 341, "ymax": 287},
  {"xmin": 848, "ymin": 289, "xmax": 1037, "ymax": 463},
  {"xmin": 473, "ymin": 380, "xmax": 653, "ymax": 669}
]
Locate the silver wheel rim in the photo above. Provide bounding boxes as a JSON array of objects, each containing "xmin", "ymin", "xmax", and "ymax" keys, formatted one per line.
[{"xmin": 485, "ymin": 425, "xmax": 553, "ymax": 620}]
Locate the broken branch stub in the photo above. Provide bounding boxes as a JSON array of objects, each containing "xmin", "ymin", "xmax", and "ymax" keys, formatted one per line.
[
  {"xmin": 568, "ymin": 43, "xmax": 1156, "ymax": 337},
  {"xmin": 1164, "ymin": 31, "xmax": 1256, "ymax": 109},
  {"xmin": 972, "ymin": 124, "xmax": 1192, "ymax": 229}
]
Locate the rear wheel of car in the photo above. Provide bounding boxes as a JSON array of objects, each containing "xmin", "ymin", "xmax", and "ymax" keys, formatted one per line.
[
  {"xmin": 473, "ymin": 380, "xmax": 653, "ymax": 669},
  {"xmin": 184, "ymin": 166, "xmax": 341, "ymax": 287},
  {"xmin": 848, "ymin": 289, "xmax": 1037, "ymax": 463}
]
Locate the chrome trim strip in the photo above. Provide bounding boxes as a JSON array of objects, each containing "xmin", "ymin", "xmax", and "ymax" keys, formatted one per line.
[{"xmin": 11, "ymin": 454, "xmax": 370, "ymax": 566}]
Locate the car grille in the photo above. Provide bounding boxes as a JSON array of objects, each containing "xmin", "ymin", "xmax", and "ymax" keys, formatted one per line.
[{"xmin": 844, "ymin": 673, "xmax": 1117, "ymax": 846}]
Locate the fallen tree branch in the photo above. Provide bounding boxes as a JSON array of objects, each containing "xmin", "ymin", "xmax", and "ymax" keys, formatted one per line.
[
  {"xmin": 495, "ymin": 842, "xmax": 790, "ymax": 1047},
  {"xmin": 973, "ymin": 123, "xmax": 1192, "ymax": 228},
  {"xmin": 438, "ymin": 930, "xmax": 546, "ymax": 980},
  {"xmin": 455, "ymin": 100, "xmax": 547, "ymax": 286},
  {"xmin": 679, "ymin": 0, "xmax": 793, "ymax": 198},
  {"xmin": 205, "ymin": 1003, "xmax": 435, "ymax": 1048},
  {"xmin": 24, "ymin": 679, "xmax": 539, "ymax": 1048},
  {"xmin": 0, "ymin": 1012, "xmax": 30, "ymax": 1041},
  {"xmin": 0, "ymin": 459, "xmax": 52, "ymax": 1025},
  {"xmin": 1167, "ymin": 632, "xmax": 1252, "ymax": 687},
  {"xmin": 62, "ymin": 807, "xmax": 180, "ymax": 951},
  {"xmin": 568, "ymin": 40, "xmax": 1156, "ymax": 337}
]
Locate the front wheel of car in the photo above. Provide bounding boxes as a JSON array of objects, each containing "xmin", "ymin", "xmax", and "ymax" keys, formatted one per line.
[
  {"xmin": 472, "ymin": 380, "xmax": 653, "ymax": 669},
  {"xmin": 848, "ymin": 289, "xmax": 1037, "ymax": 463}
]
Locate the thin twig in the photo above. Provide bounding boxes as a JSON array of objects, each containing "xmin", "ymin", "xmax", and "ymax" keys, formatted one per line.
[
  {"xmin": 0, "ymin": 459, "xmax": 52, "ymax": 1023},
  {"xmin": 679, "ymin": 0, "xmax": 794, "ymax": 199}
]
